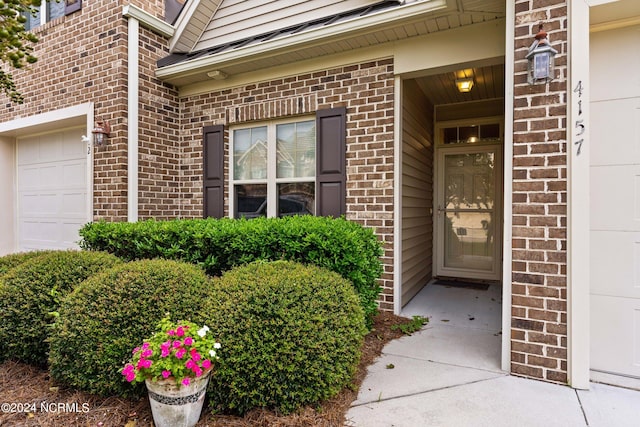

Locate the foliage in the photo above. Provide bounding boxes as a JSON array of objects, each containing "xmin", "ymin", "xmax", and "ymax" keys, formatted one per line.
[
  {"xmin": 0, "ymin": 250, "xmax": 122, "ymax": 366},
  {"xmin": 0, "ymin": 0, "xmax": 42, "ymax": 103},
  {"xmin": 79, "ymin": 216, "xmax": 383, "ymax": 327},
  {"xmin": 391, "ymin": 315, "xmax": 429, "ymax": 335},
  {"xmin": 202, "ymin": 261, "xmax": 367, "ymax": 415},
  {"xmin": 122, "ymin": 316, "xmax": 221, "ymax": 388},
  {"xmin": 0, "ymin": 250, "xmax": 55, "ymax": 277},
  {"xmin": 49, "ymin": 259, "xmax": 213, "ymax": 397}
]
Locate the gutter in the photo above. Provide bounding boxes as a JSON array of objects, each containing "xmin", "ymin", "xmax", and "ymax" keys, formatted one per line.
[{"xmin": 156, "ymin": 0, "xmax": 447, "ymax": 81}]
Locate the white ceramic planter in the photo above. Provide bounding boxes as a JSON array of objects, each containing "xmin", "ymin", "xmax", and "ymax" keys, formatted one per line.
[{"xmin": 145, "ymin": 372, "xmax": 211, "ymax": 427}]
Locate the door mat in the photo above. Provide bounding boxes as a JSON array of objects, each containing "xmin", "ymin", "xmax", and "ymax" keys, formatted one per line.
[{"xmin": 432, "ymin": 279, "xmax": 490, "ymax": 290}]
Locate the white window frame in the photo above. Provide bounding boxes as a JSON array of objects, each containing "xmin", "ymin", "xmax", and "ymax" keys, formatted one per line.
[{"xmin": 229, "ymin": 116, "xmax": 316, "ymax": 219}]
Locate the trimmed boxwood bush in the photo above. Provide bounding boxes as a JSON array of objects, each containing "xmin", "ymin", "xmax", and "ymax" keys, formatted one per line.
[
  {"xmin": 0, "ymin": 251, "xmax": 122, "ymax": 366},
  {"xmin": 79, "ymin": 216, "xmax": 383, "ymax": 327},
  {"xmin": 0, "ymin": 250, "xmax": 56, "ymax": 278},
  {"xmin": 49, "ymin": 259, "xmax": 212, "ymax": 397},
  {"xmin": 202, "ymin": 260, "xmax": 367, "ymax": 415}
]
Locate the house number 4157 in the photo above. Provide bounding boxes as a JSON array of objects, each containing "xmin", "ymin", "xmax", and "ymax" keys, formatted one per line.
[{"xmin": 573, "ymin": 81, "xmax": 585, "ymax": 156}]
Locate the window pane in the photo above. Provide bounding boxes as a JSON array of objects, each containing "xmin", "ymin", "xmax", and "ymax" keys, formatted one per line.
[
  {"xmin": 235, "ymin": 184, "xmax": 267, "ymax": 219},
  {"xmin": 234, "ymin": 127, "xmax": 267, "ymax": 180},
  {"xmin": 443, "ymin": 127, "xmax": 458, "ymax": 144},
  {"xmin": 277, "ymin": 183, "xmax": 315, "ymax": 217},
  {"xmin": 23, "ymin": 7, "xmax": 41, "ymax": 31},
  {"xmin": 48, "ymin": 0, "xmax": 66, "ymax": 20},
  {"xmin": 276, "ymin": 120, "xmax": 315, "ymax": 178},
  {"xmin": 480, "ymin": 124, "xmax": 500, "ymax": 141}
]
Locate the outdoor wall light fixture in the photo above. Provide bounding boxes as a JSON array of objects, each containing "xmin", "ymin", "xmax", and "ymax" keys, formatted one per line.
[
  {"xmin": 92, "ymin": 120, "xmax": 111, "ymax": 146},
  {"xmin": 526, "ymin": 24, "xmax": 558, "ymax": 85},
  {"xmin": 455, "ymin": 77, "xmax": 474, "ymax": 93}
]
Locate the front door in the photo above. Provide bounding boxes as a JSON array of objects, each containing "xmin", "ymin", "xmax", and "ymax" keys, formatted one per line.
[{"xmin": 435, "ymin": 142, "xmax": 502, "ymax": 281}]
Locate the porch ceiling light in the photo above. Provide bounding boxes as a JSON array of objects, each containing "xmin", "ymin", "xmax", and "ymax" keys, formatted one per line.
[
  {"xmin": 456, "ymin": 77, "xmax": 474, "ymax": 93},
  {"xmin": 526, "ymin": 23, "xmax": 558, "ymax": 84},
  {"xmin": 91, "ymin": 120, "xmax": 110, "ymax": 146}
]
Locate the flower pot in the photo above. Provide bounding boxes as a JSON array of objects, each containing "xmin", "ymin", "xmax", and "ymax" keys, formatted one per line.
[{"xmin": 145, "ymin": 371, "xmax": 211, "ymax": 427}]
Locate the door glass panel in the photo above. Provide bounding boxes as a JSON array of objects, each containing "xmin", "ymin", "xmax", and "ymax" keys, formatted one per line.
[
  {"xmin": 444, "ymin": 212, "xmax": 495, "ymax": 271},
  {"xmin": 444, "ymin": 153, "xmax": 495, "ymax": 210},
  {"xmin": 233, "ymin": 127, "xmax": 267, "ymax": 180},
  {"xmin": 276, "ymin": 120, "xmax": 316, "ymax": 178}
]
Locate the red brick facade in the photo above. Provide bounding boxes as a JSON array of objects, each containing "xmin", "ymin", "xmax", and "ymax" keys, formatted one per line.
[
  {"xmin": 511, "ymin": 0, "xmax": 568, "ymax": 383},
  {"xmin": 179, "ymin": 60, "xmax": 396, "ymax": 308}
]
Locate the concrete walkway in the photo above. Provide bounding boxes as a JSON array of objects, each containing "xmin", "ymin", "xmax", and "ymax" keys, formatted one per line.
[{"xmin": 346, "ymin": 283, "xmax": 640, "ymax": 426}]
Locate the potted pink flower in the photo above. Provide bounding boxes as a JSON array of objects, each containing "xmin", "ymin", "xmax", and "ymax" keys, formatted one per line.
[{"xmin": 122, "ymin": 316, "xmax": 220, "ymax": 427}]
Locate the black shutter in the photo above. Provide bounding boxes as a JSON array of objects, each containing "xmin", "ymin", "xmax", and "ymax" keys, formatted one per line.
[
  {"xmin": 203, "ymin": 125, "xmax": 225, "ymax": 218},
  {"xmin": 316, "ymin": 107, "xmax": 346, "ymax": 217}
]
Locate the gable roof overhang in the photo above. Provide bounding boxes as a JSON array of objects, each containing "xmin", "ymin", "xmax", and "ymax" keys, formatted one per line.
[{"xmin": 156, "ymin": 0, "xmax": 452, "ymax": 87}]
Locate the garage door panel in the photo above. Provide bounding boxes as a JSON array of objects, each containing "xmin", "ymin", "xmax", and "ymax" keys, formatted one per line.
[
  {"xmin": 591, "ymin": 295, "xmax": 640, "ymax": 377},
  {"xmin": 590, "ymin": 101, "xmax": 640, "ymax": 166},
  {"xmin": 590, "ymin": 165, "xmax": 640, "ymax": 231},
  {"xmin": 591, "ymin": 231, "xmax": 640, "ymax": 299},
  {"xmin": 591, "ymin": 25, "xmax": 640, "ymax": 102},
  {"xmin": 16, "ymin": 127, "xmax": 87, "ymax": 251}
]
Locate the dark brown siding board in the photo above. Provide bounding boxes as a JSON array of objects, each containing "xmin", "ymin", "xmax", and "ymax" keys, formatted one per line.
[
  {"xmin": 316, "ymin": 107, "xmax": 346, "ymax": 217},
  {"xmin": 203, "ymin": 125, "xmax": 224, "ymax": 218}
]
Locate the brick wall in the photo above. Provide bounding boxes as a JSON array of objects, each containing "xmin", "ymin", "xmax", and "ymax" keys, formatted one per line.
[
  {"xmin": 180, "ymin": 59, "xmax": 396, "ymax": 308},
  {"xmin": 511, "ymin": 0, "xmax": 568, "ymax": 383},
  {"xmin": 137, "ymin": 25, "xmax": 181, "ymax": 220}
]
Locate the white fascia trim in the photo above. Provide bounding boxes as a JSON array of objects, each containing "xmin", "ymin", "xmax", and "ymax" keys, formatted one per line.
[
  {"xmin": 0, "ymin": 103, "xmax": 92, "ymax": 134},
  {"xmin": 157, "ymin": 0, "xmax": 448, "ymax": 80},
  {"xmin": 127, "ymin": 17, "xmax": 140, "ymax": 223},
  {"xmin": 123, "ymin": 4, "xmax": 175, "ymax": 38},
  {"xmin": 169, "ymin": 0, "xmax": 202, "ymax": 52},
  {"xmin": 501, "ymin": 0, "xmax": 515, "ymax": 373}
]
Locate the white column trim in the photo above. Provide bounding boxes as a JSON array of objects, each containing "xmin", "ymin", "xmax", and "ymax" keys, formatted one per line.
[
  {"xmin": 127, "ymin": 16, "xmax": 140, "ymax": 223},
  {"xmin": 393, "ymin": 75, "xmax": 403, "ymax": 315},
  {"xmin": 501, "ymin": 0, "xmax": 515, "ymax": 373},
  {"xmin": 122, "ymin": 4, "xmax": 175, "ymax": 38},
  {"xmin": 567, "ymin": 0, "xmax": 591, "ymax": 390}
]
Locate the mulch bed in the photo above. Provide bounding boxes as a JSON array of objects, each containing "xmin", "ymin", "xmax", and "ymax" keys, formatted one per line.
[{"xmin": 0, "ymin": 311, "xmax": 409, "ymax": 427}]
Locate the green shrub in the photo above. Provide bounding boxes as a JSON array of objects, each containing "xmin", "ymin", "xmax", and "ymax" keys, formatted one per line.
[
  {"xmin": 49, "ymin": 259, "xmax": 212, "ymax": 397},
  {"xmin": 203, "ymin": 261, "xmax": 367, "ymax": 415},
  {"xmin": 0, "ymin": 250, "xmax": 56, "ymax": 278},
  {"xmin": 0, "ymin": 251, "xmax": 122, "ymax": 366},
  {"xmin": 79, "ymin": 216, "xmax": 383, "ymax": 327}
]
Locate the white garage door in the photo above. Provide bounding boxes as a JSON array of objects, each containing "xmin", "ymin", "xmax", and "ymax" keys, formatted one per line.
[
  {"xmin": 17, "ymin": 127, "xmax": 88, "ymax": 251},
  {"xmin": 590, "ymin": 24, "xmax": 640, "ymax": 379}
]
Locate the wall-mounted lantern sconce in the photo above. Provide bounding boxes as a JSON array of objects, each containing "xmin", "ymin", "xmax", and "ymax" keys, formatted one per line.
[
  {"xmin": 526, "ymin": 24, "xmax": 558, "ymax": 85},
  {"xmin": 456, "ymin": 77, "xmax": 474, "ymax": 93},
  {"xmin": 92, "ymin": 120, "xmax": 110, "ymax": 146}
]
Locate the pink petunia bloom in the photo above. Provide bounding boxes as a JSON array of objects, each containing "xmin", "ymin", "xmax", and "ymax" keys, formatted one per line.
[
  {"xmin": 162, "ymin": 370, "xmax": 171, "ymax": 379},
  {"xmin": 161, "ymin": 348, "xmax": 170, "ymax": 358},
  {"xmin": 141, "ymin": 349, "xmax": 153, "ymax": 358},
  {"xmin": 142, "ymin": 342, "xmax": 150, "ymax": 350},
  {"xmin": 175, "ymin": 348, "xmax": 186, "ymax": 359},
  {"xmin": 194, "ymin": 367, "xmax": 203, "ymax": 377},
  {"xmin": 168, "ymin": 329, "xmax": 175, "ymax": 336},
  {"xmin": 132, "ymin": 347, "xmax": 140, "ymax": 355},
  {"xmin": 125, "ymin": 372, "xmax": 135, "ymax": 382},
  {"xmin": 176, "ymin": 326, "xmax": 185, "ymax": 337},
  {"xmin": 182, "ymin": 378, "xmax": 190, "ymax": 386},
  {"xmin": 173, "ymin": 340, "xmax": 181, "ymax": 348},
  {"xmin": 185, "ymin": 359, "xmax": 196, "ymax": 369},
  {"xmin": 183, "ymin": 337, "xmax": 193, "ymax": 346},
  {"xmin": 190, "ymin": 348, "xmax": 201, "ymax": 361},
  {"xmin": 201, "ymin": 359, "xmax": 211, "ymax": 369}
]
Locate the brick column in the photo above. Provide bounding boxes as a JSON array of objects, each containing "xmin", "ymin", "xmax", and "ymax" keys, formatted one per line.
[{"xmin": 511, "ymin": 0, "xmax": 568, "ymax": 383}]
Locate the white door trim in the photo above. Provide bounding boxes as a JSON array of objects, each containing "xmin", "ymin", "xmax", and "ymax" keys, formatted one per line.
[
  {"xmin": 502, "ymin": 0, "xmax": 515, "ymax": 372},
  {"xmin": 568, "ymin": 0, "xmax": 591, "ymax": 390},
  {"xmin": 393, "ymin": 75, "xmax": 403, "ymax": 315}
]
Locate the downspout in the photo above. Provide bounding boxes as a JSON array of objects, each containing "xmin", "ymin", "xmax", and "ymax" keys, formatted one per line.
[
  {"xmin": 127, "ymin": 15, "xmax": 140, "ymax": 223},
  {"xmin": 122, "ymin": 4, "xmax": 175, "ymax": 222}
]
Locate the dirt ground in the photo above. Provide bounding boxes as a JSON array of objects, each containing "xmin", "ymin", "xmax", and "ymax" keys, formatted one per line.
[{"xmin": 0, "ymin": 311, "xmax": 410, "ymax": 427}]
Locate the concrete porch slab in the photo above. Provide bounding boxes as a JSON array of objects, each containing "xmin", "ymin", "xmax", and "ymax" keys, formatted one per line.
[{"xmin": 577, "ymin": 382, "xmax": 640, "ymax": 427}]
